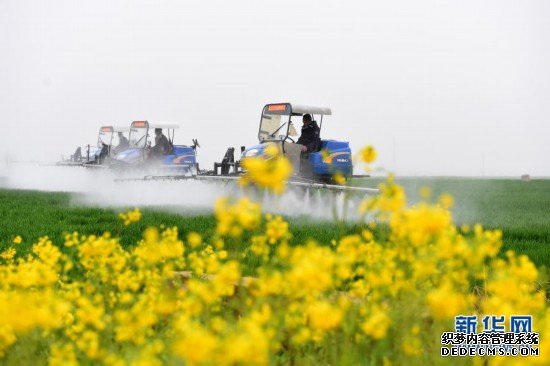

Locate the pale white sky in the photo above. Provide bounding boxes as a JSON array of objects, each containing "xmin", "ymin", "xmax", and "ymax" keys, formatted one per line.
[{"xmin": 1, "ymin": 0, "xmax": 549, "ymax": 176}]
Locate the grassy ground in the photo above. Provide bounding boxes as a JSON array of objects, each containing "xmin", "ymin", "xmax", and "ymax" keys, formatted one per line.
[
  {"xmin": 1, "ymin": 178, "xmax": 549, "ymax": 268},
  {"xmin": 0, "ymin": 189, "xmax": 361, "ymax": 261}
]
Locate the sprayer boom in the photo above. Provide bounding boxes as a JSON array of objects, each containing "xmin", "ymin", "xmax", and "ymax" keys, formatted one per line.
[{"xmin": 114, "ymin": 174, "xmax": 379, "ymax": 195}]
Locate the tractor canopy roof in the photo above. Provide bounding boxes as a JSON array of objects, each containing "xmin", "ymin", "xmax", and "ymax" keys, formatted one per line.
[
  {"xmin": 264, "ymin": 103, "xmax": 332, "ymax": 116},
  {"xmin": 100, "ymin": 126, "xmax": 130, "ymax": 133},
  {"xmin": 131, "ymin": 121, "xmax": 180, "ymax": 130},
  {"xmin": 98, "ymin": 125, "xmax": 131, "ymax": 148}
]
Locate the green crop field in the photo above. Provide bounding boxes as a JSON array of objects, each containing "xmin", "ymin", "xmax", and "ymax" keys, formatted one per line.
[
  {"xmin": 0, "ymin": 188, "xmax": 366, "ymax": 276},
  {"xmin": 1, "ymin": 178, "xmax": 549, "ymax": 269}
]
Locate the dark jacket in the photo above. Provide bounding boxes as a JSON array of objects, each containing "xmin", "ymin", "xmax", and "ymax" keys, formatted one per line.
[
  {"xmin": 297, "ymin": 121, "xmax": 321, "ymax": 152},
  {"xmin": 118, "ymin": 136, "xmax": 129, "ymax": 150},
  {"xmin": 153, "ymin": 133, "xmax": 172, "ymax": 155}
]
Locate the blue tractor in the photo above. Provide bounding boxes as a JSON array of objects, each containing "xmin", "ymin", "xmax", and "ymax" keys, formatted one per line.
[
  {"xmin": 112, "ymin": 120, "xmax": 198, "ymax": 173},
  {"xmin": 57, "ymin": 125, "xmax": 129, "ymax": 167},
  {"xmin": 117, "ymin": 107, "xmax": 376, "ymax": 195},
  {"xmin": 214, "ymin": 103, "xmax": 354, "ymax": 183}
]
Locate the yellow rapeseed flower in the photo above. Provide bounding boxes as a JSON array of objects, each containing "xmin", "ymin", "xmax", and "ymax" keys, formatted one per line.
[
  {"xmin": 240, "ymin": 145, "xmax": 292, "ymax": 194},
  {"xmin": 265, "ymin": 215, "xmax": 290, "ymax": 244},
  {"xmin": 118, "ymin": 208, "xmax": 142, "ymax": 226},
  {"xmin": 438, "ymin": 193, "xmax": 454, "ymax": 209},
  {"xmin": 333, "ymin": 172, "xmax": 346, "ymax": 185},
  {"xmin": 427, "ymin": 282, "xmax": 472, "ymax": 319},
  {"xmin": 215, "ymin": 197, "xmax": 261, "ymax": 237},
  {"xmin": 264, "ymin": 143, "xmax": 279, "ymax": 157},
  {"xmin": 307, "ymin": 301, "xmax": 343, "ymax": 331},
  {"xmin": 361, "ymin": 307, "xmax": 390, "ymax": 339},
  {"xmin": 187, "ymin": 232, "xmax": 202, "ymax": 248},
  {"xmin": 0, "ymin": 248, "xmax": 16, "ymax": 261},
  {"xmin": 360, "ymin": 145, "xmax": 377, "ymax": 164}
]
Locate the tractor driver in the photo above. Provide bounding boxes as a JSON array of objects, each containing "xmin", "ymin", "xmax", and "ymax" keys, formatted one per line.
[
  {"xmin": 297, "ymin": 114, "xmax": 321, "ymax": 153},
  {"xmin": 296, "ymin": 114, "xmax": 321, "ymax": 176},
  {"xmin": 117, "ymin": 132, "xmax": 129, "ymax": 151},
  {"xmin": 150, "ymin": 128, "xmax": 172, "ymax": 158}
]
